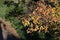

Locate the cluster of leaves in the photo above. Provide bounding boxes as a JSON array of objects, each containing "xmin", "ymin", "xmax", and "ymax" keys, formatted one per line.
[
  {"xmin": 0, "ymin": 0, "xmax": 35, "ymax": 40},
  {"xmin": 4, "ymin": 0, "xmax": 35, "ymax": 18},
  {"xmin": 20, "ymin": 0, "xmax": 60, "ymax": 40},
  {"xmin": 0, "ymin": 0, "xmax": 60, "ymax": 40}
]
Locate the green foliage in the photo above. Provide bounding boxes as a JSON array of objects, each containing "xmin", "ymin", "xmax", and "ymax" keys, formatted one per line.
[
  {"xmin": 0, "ymin": 0, "xmax": 60, "ymax": 40},
  {"xmin": 4, "ymin": 0, "xmax": 34, "ymax": 18},
  {"xmin": 6, "ymin": 17, "xmax": 26, "ymax": 40}
]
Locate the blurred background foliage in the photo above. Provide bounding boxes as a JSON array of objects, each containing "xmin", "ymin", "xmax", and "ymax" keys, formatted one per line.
[{"xmin": 0, "ymin": 0, "xmax": 60, "ymax": 40}]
